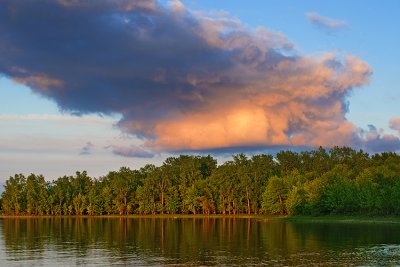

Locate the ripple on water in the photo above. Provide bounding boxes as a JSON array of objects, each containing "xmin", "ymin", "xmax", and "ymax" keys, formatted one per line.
[{"xmin": 362, "ymin": 244, "xmax": 400, "ymax": 265}]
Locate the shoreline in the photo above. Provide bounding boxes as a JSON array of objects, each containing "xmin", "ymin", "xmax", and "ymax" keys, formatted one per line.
[
  {"xmin": 0, "ymin": 214, "xmax": 280, "ymax": 219},
  {"xmin": 1, "ymin": 214, "xmax": 400, "ymax": 223},
  {"xmin": 285, "ymin": 215, "xmax": 400, "ymax": 224}
]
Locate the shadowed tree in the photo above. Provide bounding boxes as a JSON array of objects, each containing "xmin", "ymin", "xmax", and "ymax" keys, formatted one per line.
[{"xmin": 276, "ymin": 150, "xmax": 302, "ymax": 176}]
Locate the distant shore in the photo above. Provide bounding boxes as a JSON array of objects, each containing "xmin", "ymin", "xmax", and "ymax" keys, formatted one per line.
[
  {"xmin": 1, "ymin": 214, "xmax": 400, "ymax": 223},
  {"xmin": 0, "ymin": 214, "xmax": 279, "ymax": 219}
]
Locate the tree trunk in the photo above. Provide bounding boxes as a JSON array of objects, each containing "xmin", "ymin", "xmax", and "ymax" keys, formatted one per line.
[
  {"xmin": 161, "ymin": 191, "xmax": 164, "ymax": 214},
  {"xmin": 246, "ymin": 189, "xmax": 251, "ymax": 215},
  {"xmin": 124, "ymin": 195, "xmax": 127, "ymax": 215},
  {"xmin": 278, "ymin": 193, "xmax": 284, "ymax": 215}
]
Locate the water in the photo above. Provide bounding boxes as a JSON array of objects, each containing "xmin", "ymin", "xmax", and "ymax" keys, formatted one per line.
[{"xmin": 0, "ymin": 217, "xmax": 399, "ymax": 266}]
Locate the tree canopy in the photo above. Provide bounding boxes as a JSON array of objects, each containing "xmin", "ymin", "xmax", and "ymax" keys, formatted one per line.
[{"xmin": 2, "ymin": 147, "xmax": 400, "ymax": 216}]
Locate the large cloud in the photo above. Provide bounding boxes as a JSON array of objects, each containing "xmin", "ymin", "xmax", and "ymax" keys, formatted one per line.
[{"xmin": 0, "ymin": 0, "xmax": 398, "ymax": 154}]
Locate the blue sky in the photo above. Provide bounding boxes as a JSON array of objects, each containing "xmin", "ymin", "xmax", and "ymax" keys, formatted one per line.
[{"xmin": 1, "ymin": 0, "xmax": 399, "ymax": 180}]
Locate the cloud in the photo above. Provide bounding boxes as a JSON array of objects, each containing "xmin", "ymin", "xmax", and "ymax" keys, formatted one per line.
[
  {"xmin": 390, "ymin": 118, "xmax": 400, "ymax": 132},
  {"xmin": 306, "ymin": 12, "xmax": 347, "ymax": 32},
  {"xmin": 0, "ymin": 114, "xmax": 116, "ymax": 124},
  {"xmin": 0, "ymin": 114, "xmax": 119, "ymax": 155},
  {"xmin": 355, "ymin": 124, "xmax": 400, "ymax": 153},
  {"xmin": 0, "ymin": 0, "xmax": 398, "ymax": 154},
  {"xmin": 56, "ymin": 0, "xmax": 156, "ymax": 11},
  {"xmin": 108, "ymin": 145, "xmax": 154, "ymax": 158},
  {"xmin": 79, "ymin": 142, "xmax": 94, "ymax": 155}
]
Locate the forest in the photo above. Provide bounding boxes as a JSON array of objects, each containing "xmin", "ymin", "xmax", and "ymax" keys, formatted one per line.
[{"xmin": 2, "ymin": 146, "xmax": 400, "ymax": 216}]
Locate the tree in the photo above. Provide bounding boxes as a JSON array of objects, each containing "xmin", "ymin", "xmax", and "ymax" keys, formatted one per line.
[
  {"xmin": 87, "ymin": 180, "xmax": 104, "ymax": 215},
  {"xmin": 248, "ymin": 154, "xmax": 277, "ymax": 214},
  {"xmin": 25, "ymin": 174, "xmax": 48, "ymax": 215},
  {"xmin": 301, "ymin": 147, "xmax": 331, "ymax": 177},
  {"xmin": 321, "ymin": 165, "xmax": 357, "ymax": 214},
  {"xmin": 276, "ymin": 150, "xmax": 301, "ymax": 176},
  {"xmin": 262, "ymin": 176, "xmax": 288, "ymax": 215},
  {"xmin": 70, "ymin": 171, "xmax": 92, "ymax": 215},
  {"xmin": 286, "ymin": 185, "xmax": 308, "ymax": 215},
  {"xmin": 1, "ymin": 174, "xmax": 26, "ymax": 215},
  {"xmin": 209, "ymin": 162, "xmax": 241, "ymax": 214},
  {"xmin": 106, "ymin": 167, "xmax": 142, "ymax": 215},
  {"xmin": 355, "ymin": 169, "xmax": 380, "ymax": 214},
  {"xmin": 233, "ymin": 153, "xmax": 252, "ymax": 214},
  {"xmin": 51, "ymin": 175, "xmax": 73, "ymax": 215},
  {"xmin": 3, "ymin": 147, "xmax": 400, "ymax": 216}
]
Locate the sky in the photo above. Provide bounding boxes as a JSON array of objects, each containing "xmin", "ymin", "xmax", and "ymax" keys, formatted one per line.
[{"xmin": 1, "ymin": 0, "xmax": 400, "ymax": 181}]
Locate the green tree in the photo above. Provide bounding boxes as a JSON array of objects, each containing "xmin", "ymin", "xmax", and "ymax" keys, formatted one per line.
[
  {"xmin": 25, "ymin": 174, "xmax": 48, "ymax": 215},
  {"xmin": 286, "ymin": 185, "xmax": 308, "ymax": 215},
  {"xmin": 105, "ymin": 167, "xmax": 142, "ymax": 214},
  {"xmin": 70, "ymin": 171, "xmax": 92, "ymax": 215},
  {"xmin": 1, "ymin": 174, "xmax": 26, "ymax": 215},
  {"xmin": 51, "ymin": 176, "xmax": 73, "ymax": 215},
  {"xmin": 321, "ymin": 165, "xmax": 357, "ymax": 214},
  {"xmin": 210, "ymin": 162, "xmax": 240, "ymax": 214},
  {"xmin": 355, "ymin": 169, "xmax": 380, "ymax": 214},
  {"xmin": 276, "ymin": 150, "xmax": 301, "ymax": 175},
  {"xmin": 262, "ymin": 176, "xmax": 288, "ymax": 215}
]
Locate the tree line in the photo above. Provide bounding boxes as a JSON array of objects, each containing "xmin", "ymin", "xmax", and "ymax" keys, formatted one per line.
[{"xmin": 2, "ymin": 146, "xmax": 400, "ymax": 216}]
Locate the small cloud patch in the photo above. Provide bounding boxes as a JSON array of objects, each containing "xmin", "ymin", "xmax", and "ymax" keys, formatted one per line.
[
  {"xmin": 107, "ymin": 145, "xmax": 155, "ymax": 158},
  {"xmin": 306, "ymin": 12, "xmax": 347, "ymax": 32},
  {"xmin": 79, "ymin": 142, "xmax": 94, "ymax": 155}
]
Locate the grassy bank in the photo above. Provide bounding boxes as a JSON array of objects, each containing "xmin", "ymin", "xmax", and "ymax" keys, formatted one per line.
[{"xmin": 284, "ymin": 215, "xmax": 400, "ymax": 224}]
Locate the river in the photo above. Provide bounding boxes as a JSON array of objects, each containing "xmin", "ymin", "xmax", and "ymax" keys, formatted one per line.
[{"xmin": 0, "ymin": 217, "xmax": 399, "ymax": 266}]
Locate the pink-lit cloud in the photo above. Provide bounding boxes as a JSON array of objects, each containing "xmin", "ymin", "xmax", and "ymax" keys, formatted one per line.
[{"xmin": 390, "ymin": 118, "xmax": 400, "ymax": 132}]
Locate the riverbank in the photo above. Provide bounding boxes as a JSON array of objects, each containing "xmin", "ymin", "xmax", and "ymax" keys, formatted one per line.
[
  {"xmin": 1, "ymin": 214, "xmax": 400, "ymax": 224},
  {"xmin": 285, "ymin": 215, "xmax": 400, "ymax": 224},
  {"xmin": 0, "ymin": 214, "xmax": 282, "ymax": 219}
]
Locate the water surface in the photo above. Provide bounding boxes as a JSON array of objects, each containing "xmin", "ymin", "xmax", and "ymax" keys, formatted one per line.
[{"xmin": 0, "ymin": 217, "xmax": 399, "ymax": 266}]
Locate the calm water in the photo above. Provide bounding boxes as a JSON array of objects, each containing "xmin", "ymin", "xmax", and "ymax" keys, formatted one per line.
[{"xmin": 0, "ymin": 217, "xmax": 400, "ymax": 266}]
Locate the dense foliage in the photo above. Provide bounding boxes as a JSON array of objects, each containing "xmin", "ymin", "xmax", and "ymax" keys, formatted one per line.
[{"xmin": 2, "ymin": 147, "xmax": 400, "ymax": 216}]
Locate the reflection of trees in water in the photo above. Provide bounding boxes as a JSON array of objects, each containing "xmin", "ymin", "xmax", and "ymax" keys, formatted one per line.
[{"xmin": 1, "ymin": 218, "xmax": 400, "ymax": 265}]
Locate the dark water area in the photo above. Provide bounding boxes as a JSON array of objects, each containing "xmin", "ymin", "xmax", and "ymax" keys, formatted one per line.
[{"xmin": 0, "ymin": 217, "xmax": 400, "ymax": 266}]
